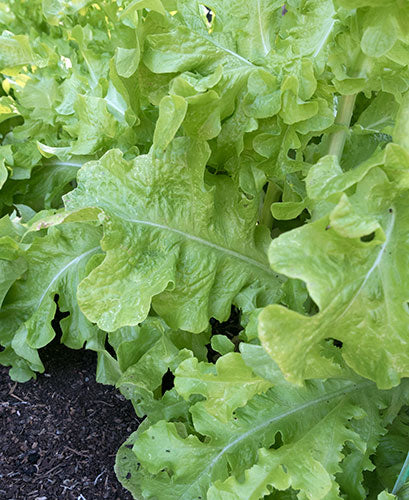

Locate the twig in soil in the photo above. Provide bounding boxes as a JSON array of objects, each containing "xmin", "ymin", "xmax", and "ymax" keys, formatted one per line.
[
  {"xmin": 8, "ymin": 383, "xmax": 28, "ymax": 403},
  {"xmin": 94, "ymin": 400, "xmax": 115, "ymax": 407},
  {"xmin": 0, "ymin": 401, "xmax": 29, "ymax": 406},
  {"xmin": 61, "ymin": 480, "xmax": 79, "ymax": 492},
  {"xmin": 77, "ymin": 494, "xmax": 87, "ymax": 500},
  {"xmin": 9, "ymin": 393, "xmax": 28, "ymax": 403},
  {"xmin": 64, "ymin": 445, "xmax": 88, "ymax": 457},
  {"xmin": 9, "ymin": 381, "xmax": 17, "ymax": 393},
  {"xmin": 42, "ymin": 464, "xmax": 64, "ymax": 476},
  {"xmin": 93, "ymin": 470, "xmax": 105, "ymax": 485}
]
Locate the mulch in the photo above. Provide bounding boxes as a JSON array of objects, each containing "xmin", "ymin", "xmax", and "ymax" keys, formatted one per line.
[{"xmin": 0, "ymin": 341, "xmax": 138, "ymax": 500}]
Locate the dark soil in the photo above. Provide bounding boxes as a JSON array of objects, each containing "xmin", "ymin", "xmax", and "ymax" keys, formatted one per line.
[
  {"xmin": 207, "ymin": 306, "xmax": 243, "ymax": 361},
  {"xmin": 0, "ymin": 341, "xmax": 138, "ymax": 500}
]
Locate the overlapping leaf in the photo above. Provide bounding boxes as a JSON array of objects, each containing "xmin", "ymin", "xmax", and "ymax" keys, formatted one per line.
[
  {"xmin": 64, "ymin": 137, "xmax": 282, "ymax": 332},
  {"xmin": 174, "ymin": 353, "xmax": 271, "ymax": 422},
  {"xmin": 0, "ymin": 222, "xmax": 102, "ymax": 380},
  {"xmin": 0, "ymin": 215, "xmax": 27, "ymax": 307},
  {"xmin": 329, "ymin": 2, "xmax": 409, "ymax": 97},
  {"xmin": 111, "ymin": 317, "xmax": 209, "ymax": 422},
  {"xmin": 260, "ymin": 146, "xmax": 409, "ymax": 388},
  {"xmin": 0, "ymin": 0, "xmax": 140, "ymax": 216},
  {"xmin": 116, "ymin": 355, "xmax": 408, "ymax": 499},
  {"xmin": 141, "ymin": 1, "xmax": 337, "ymax": 185}
]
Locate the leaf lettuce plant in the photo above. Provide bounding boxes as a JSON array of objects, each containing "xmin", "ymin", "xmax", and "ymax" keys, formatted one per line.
[{"xmin": 1, "ymin": 0, "xmax": 409, "ymax": 498}]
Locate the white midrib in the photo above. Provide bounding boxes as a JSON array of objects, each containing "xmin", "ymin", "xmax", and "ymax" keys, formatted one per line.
[
  {"xmin": 178, "ymin": 380, "xmax": 371, "ymax": 500},
  {"xmin": 257, "ymin": 0, "xmax": 270, "ymax": 56},
  {"xmin": 364, "ymin": 117, "xmax": 390, "ymax": 130},
  {"xmin": 105, "ymin": 97, "xmax": 126, "ymax": 117},
  {"xmin": 206, "ymin": 38, "xmax": 255, "ymax": 67},
  {"xmin": 44, "ymin": 161, "xmax": 84, "ymax": 168},
  {"xmin": 37, "ymin": 247, "xmax": 100, "ymax": 308},
  {"xmin": 121, "ymin": 216, "xmax": 275, "ymax": 276},
  {"xmin": 313, "ymin": 19, "xmax": 335, "ymax": 58}
]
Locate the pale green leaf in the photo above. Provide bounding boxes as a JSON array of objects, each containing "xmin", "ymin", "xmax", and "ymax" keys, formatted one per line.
[
  {"xmin": 153, "ymin": 94, "xmax": 187, "ymax": 151},
  {"xmin": 0, "ymin": 223, "xmax": 102, "ymax": 379},
  {"xmin": 0, "ymin": 32, "xmax": 33, "ymax": 70},
  {"xmin": 210, "ymin": 334, "xmax": 234, "ymax": 355},
  {"xmin": 119, "ymin": 0, "xmax": 167, "ymax": 18},
  {"xmin": 271, "ymin": 200, "xmax": 307, "ymax": 221},
  {"xmin": 116, "ymin": 318, "xmax": 193, "ymax": 421},
  {"xmin": 393, "ymin": 92, "xmax": 409, "ymax": 152},
  {"xmin": 67, "ymin": 95, "xmax": 117, "ymax": 155},
  {"xmin": 361, "ymin": 15, "xmax": 397, "ymax": 58},
  {"xmin": 119, "ymin": 376, "xmax": 400, "ymax": 499},
  {"xmin": 64, "ymin": 139, "xmax": 282, "ymax": 332},
  {"xmin": 174, "ymin": 353, "xmax": 271, "ymax": 422},
  {"xmin": 260, "ymin": 166, "xmax": 409, "ymax": 388},
  {"xmin": 0, "ymin": 95, "xmax": 19, "ymax": 124},
  {"xmin": 329, "ymin": 194, "xmax": 381, "ymax": 238},
  {"xmin": 0, "ymin": 162, "xmax": 7, "ymax": 189},
  {"xmin": 305, "ymin": 153, "xmax": 383, "ymax": 201},
  {"xmin": 208, "ymin": 401, "xmax": 361, "ymax": 500},
  {"xmin": 0, "ymin": 235, "xmax": 27, "ymax": 307},
  {"xmin": 42, "ymin": 0, "xmax": 91, "ymax": 25},
  {"xmin": 239, "ymin": 343, "xmax": 284, "ymax": 385},
  {"xmin": 377, "ymin": 493, "xmax": 396, "ymax": 500},
  {"xmin": 115, "ymin": 47, "xmax": 140, "ymax": 78}
]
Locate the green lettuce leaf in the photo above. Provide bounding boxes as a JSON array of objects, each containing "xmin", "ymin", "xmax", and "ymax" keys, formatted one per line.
[
  {"xmin": 64, "ymin": 138, "xmax": 282, "ymax": 332},
  {"xmin": 174, "ymin": 353, "xmax": 271, "ymax": 422},
  {"xmin": 112, "ymin": 317, "xmax": 198, "ymax": 422},
  {"xmin": 0, "ymin": 215, "xmax": 27, "ymax": 307},
  {"xmin": 116, "ymin": 358, "xmax": 408, "ymax": 499},
  {"xmin": 0, "ymin": 222, "xmax": 102, "ymax": 380},
  {"xmin": 260, "ymin": 149, "xmax": 409, "ymax": 388}
]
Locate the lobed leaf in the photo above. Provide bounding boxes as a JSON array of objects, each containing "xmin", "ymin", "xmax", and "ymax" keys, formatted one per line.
[
  {"xmin": 64, "ymin": 138, "xmax": 282, "ymax": 332},
  {"xmin": 260, "ymin": 151, "xmax": 409, "ymax": 388}
]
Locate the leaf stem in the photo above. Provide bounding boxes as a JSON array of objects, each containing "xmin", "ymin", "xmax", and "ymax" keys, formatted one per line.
[
  {"xmin": 260, "ymin": 182, "xmax": 281, "ymax": 228},
  {"xmin": 392, "ymin": 451, "xmax": 409, "ymax": 495},
  {"xmin": 327, "ymin": 94, "xmax": 357, "ymax": 160}
]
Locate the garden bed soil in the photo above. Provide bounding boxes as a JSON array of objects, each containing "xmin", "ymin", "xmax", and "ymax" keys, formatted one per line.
[
  {"xmin": 0, "ymin": 341, "xmax": 138, "ymax": 500},
  {"xmin": 0, "ymin": 307, "xmax": 243, "ymax": 499}
]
